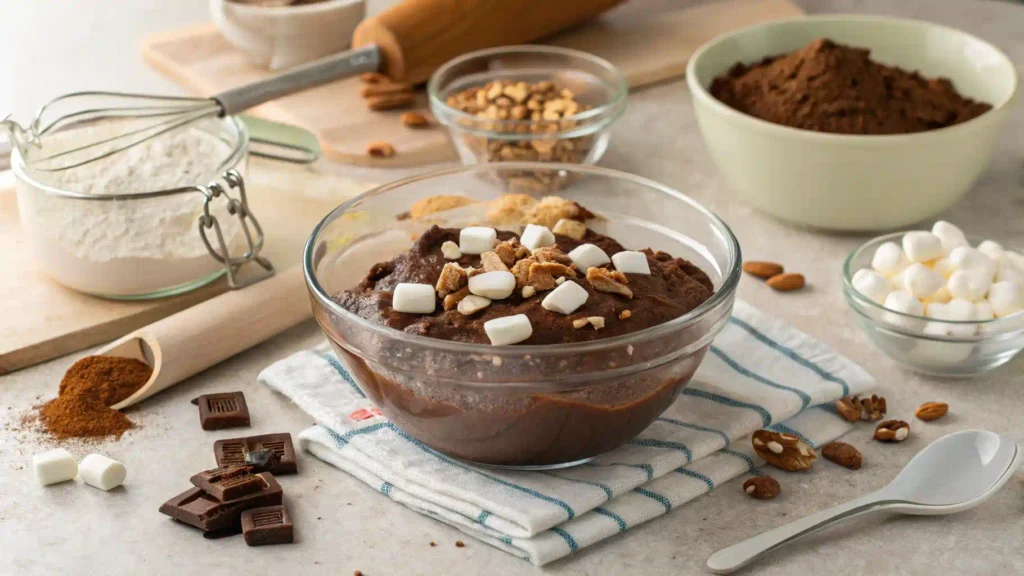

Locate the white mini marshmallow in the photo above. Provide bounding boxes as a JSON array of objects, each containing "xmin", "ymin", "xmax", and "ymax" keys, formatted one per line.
[
  {"xmin": 932, "ymin": 258, "xmax": 956, "ymax": 279},
  {"xmin": 468, "ymin": 271, "xmax": 516, "ymax": 300},
  {"xmin": 392, "ymin": 283, "xmax": 436, "ymax": 314},
  {"xmin": 541, "ymin": 280, "xmax": 589, "ymax": 315},
  {"xmin": 931, "ymin": 221, "xmax": 968, "ymax": 252},
  {"xmin": 459, "ymin": 227, "xmax": 497, "ymax": 255},
  {"xmin": 33, "ymin": 448, "xmax": 78, "ymax": 486},
  {"xmin": 567, "ymin": 244, "xmax": 610, "ymax": 271},
  {"xmin": 484, "ymin": 314, "xmax": 533, "ymax": 346},
  {"xmin": 902, "ymin": 231, "xmax": 944, "ymax": 263},
  {"xmin": 520, "ymin": 224, "xmax": 556, "ymax": 252},
  {"xmin": 852, "ymin": 269, "xmax": 891, "ymax": 304},
  {"xmin": 924, "ymin": 301, "xmax": 947, "ymax": 319},
  {"xmin": 611, "ymin": 251, "xmax": 651, "ymax": 275},
  {"xmin": 975, "ymin": 299, "xmax": 995, "ymax": 321},
  {"xmin": 922, "ymin": 320, "xmax": 977, "ymax": 339},
  {"xmin": 947, "ymin": 270, "xmax": 990, "ymax": 302},
  {"xmin": 871, "ymin": 242, "xmax": 910, "ymax": 276},
  {"xmin": 902, "ymin": 263, "xmax": 945, "ymax": 299},
  {"xmin": 948, "ymin": 246, "xmax": 996, "ymax": 280},
  {"xmin": 925, "ymin": 286, "xmax": 952, "ymax": 305},
  {"xmin": 913, "ymin": 325, "xmax": 975, "ymax": 363},
  {"xmin": 78, "ymin": 454, "xmax": 127, "ymax": 491},
  {"xmin": 883, "ymin": 290, "xmax": 925, "ymax": 330},
  {"xmin": 441, "ymin": 241, "xmax": 462, "ymax": 260},
  {"xmin": 941, "ymin": 298, "xmax": 978, "ymax": 322},
  {"xmin": 977, "ymin": 240, "xmax": 1004, "ymax": 259},
  {"xmin": 457, "ymin": 295, "xmax": 491, "ymax": 315},
  {"xmin": 988, "ymin": 281, "xmax": 1024, "ymax": 317},
  {"xmin": 1005, "ymin": 251, "xmax": 1024, "ymax": 271},
  {"xmin": 996, "ymin": 260, "xmax": 1024, "ymax": 284}
]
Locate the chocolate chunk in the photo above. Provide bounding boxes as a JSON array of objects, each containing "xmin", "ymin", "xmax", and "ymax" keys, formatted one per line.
[
  {"xmin": 189, "ymin": 466, "xmax": 262, "ymax": 501},
  {"xmin": 214, "ymin": 433, "xmax": 297, "ymax": 475},
  {"xmin": 192, "ymin": 392, "xmax": 250, "ymax": 431},
  {"xmin": 159, "ymin": 472, "xmax": 282, "ymax": 532},
  {"xmin": 241, "ymin": 505, "xmax": 294, "ymax": 546},
  {"xmin": 201, "ymin": 524, "xmax": 243, "ymax": 539},
  {"xmin": 244, "ymin": 449, "xmax": 281, "ymax": 473}
]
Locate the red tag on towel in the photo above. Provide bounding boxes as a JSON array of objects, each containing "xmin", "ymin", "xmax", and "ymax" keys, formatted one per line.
[{"xmin": 349, "ymin": 408, "xmax": 382, "ymax": 421}]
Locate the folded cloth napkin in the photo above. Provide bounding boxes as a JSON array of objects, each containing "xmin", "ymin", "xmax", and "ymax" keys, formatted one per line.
[{"xmin": 260, "ymin": 300, "xmax": 874, "ymax": 566}]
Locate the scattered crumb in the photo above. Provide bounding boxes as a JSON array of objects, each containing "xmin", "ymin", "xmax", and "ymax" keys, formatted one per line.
[
  {"xmin": 354, "ymin": 571, "xmax": 364, "ymax": 576},
  {"xmin": 429, "ymin": 541, "xmax": 437, "ymax": 547},
  {"xmin": 455, "ymin": 541, "xmax": 465, "ymax": 548}
]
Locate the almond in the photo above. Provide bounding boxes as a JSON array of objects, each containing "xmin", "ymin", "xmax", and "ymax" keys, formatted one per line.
[
  {"xmin": 874, "ymin": 420, "xmax": 910, "ymax": 443},
  {"xmin": 915, "ymin": 402, "xmax": 948, "ymax": 422},
  {"xmin": 743, "ymin": 476, "xmax": 780, "ymax": 500},
  {"xmin": 365, "ymin": 93, "xmax": 415, "ymax": 111},
  {"xmin": 821, "ymin": 442, "xmax": 862, "ymax": 470},
  {"xmin": 400, "ymin": 111, "xmax": 431, "ymax": 128},
  {"xmin": 743, "ymin": 261, "xmax": 784, "ymax": 279},
  {"xmin": 766, "ymin": 273, "xmax": 805, "ymax": 291},
  {"xmin": 366, "ymin": 141, "xmax": 396, "ymax": 158}
]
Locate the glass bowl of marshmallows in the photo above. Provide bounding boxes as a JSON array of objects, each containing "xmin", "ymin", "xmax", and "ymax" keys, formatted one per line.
[{"xmin": 844, "ymin": 221, "xmax": 1024, "ymax": 377}]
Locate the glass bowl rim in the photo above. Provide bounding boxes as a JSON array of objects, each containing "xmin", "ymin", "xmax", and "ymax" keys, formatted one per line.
[
  {"xmin": 10, "ymin": 115, "xmax": 249, "ymax": 201},
  {"xmin": 426, "ymin": 45, "xmax": 629, "ymax": 136},
  {"xmin": 842, "ymin": 230, "xmax": 1024, "ymax": 335},
  {"xmin": 303, "ymin": 161, "xmax": 742, "ymax": 357}
]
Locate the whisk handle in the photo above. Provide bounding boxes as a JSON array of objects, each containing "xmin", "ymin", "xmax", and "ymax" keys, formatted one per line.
[{"xmin": 214, "ymin": 45, "xmax": 382, "ymax": 115}]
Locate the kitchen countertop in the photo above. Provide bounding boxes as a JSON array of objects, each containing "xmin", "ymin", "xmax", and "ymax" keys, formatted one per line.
[{"xmin": 2, "ymin": 0, "xmax": 1024, "ymax": 574}]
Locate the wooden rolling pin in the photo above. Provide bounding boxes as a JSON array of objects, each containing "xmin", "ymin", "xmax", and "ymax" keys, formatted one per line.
[
  {"xmin": 354, "ymin": 0, "xmax": 625, "ymax": 84},
  {"xmin": 97, "ymin": 266, "xmax": 311, "ymax": 411}
]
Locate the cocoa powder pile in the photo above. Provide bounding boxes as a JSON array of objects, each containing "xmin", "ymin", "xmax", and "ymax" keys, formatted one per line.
[
  {"xmin": 709, "ymin": 38, "xmax": 992, "ymax": 135},
  {"xmin": 37, "ymin": 356, "xmax": 151, "ymax": 440}
]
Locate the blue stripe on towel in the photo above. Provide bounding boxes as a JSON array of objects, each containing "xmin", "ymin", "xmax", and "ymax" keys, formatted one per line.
[
  {"xmin": 311, "ymin": 349, "xmax": 367, "ymax": 398},
  {"xmin": 596, "ymin": 462, "xmax": 655, "ymax": 481},
  {"xmin": 674, "ymin": 467, "xmax": 715, "ymax": 492},
  {"xmin": 634, "ymin": 488, "xmax": 672, "ymax": 512},
  {"xmin": 728, "ymin": 316, "xmax": 850, "ymax": 396},
  {"xmin": 477, "ymin": 510, "xmax": 491, "ymax": 524},
  {"xmin": 593, "ymin": 507, "xmax": 628, "ymax": 532},
  {"xmin": 629, "ymin": 438, "xmax": 693, "ymax": 463},
  {"xmin": 538, "ymin": 472, "xmax": 614, "ymax": 500},
  {"xmin": 770, "ymin": 423, "xmax": 816, "ymax": 449},
  {"xmin": 324, "ymin": 422, "xmax": 388, "ymax": 446},
  {"xmin": 710, "ymin": 346, "xmax": 811, "ymax": 409},
  {"xmin": 383, "ymin": 423, "xmax": 577, "ymax": 520},
  {"xmin": 721, "ymin": 449, "xmax": 759, "ymax": 474},
  {"xmin": 380, "ymin": 481, "xmax": 393, "ymax": 496},
  {"xmin": 682, "ymin": 388, "xmax": 772, "ymax": 427},
  {"xmin": 551, "ymin": 528, "xmax": 579, "ymax": 552},
  {"xmin": 657, "ymin": 418, "xmax": 731, "ymax": 448}
]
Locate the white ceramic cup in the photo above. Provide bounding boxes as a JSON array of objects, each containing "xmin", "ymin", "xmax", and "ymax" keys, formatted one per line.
[
  {"xmin": 211, "ymin": 0, "xmax": 366, "ymax": 71},
  {"xmin": 687, "ymin": 16, "xmax": 1017, "ymax": 231}
]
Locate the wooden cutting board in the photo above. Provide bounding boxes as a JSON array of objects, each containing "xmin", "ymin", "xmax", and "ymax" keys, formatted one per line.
[
  {"xmin": 141, "ymin": 0, "xmax": 803, "ymax": 167},
  {"xmin": 0, "ymin": 161, "xmax": 372, "ymax": 374}
]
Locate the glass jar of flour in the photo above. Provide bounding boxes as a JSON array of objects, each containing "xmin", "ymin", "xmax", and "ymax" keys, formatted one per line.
[{"xmin": 12, "ymin": 116, "xmax": 275, "ymax": 299}]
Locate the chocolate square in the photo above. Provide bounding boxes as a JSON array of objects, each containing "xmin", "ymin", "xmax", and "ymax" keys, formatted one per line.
[
  {"xmin": 191, "ymin": 392, "xmax": 250, "ymax": 431},
  {"xmin": 242, "ymin": 505, "xmax": 294, "ymax": 546},
  {"xmin": 214, "ymin": 433, "xmax": 297, "ymax": 475},
  {"xmin": 189, "ymin": 466, "xmax": 262, "ymax": 502},
  {"xmin": 159, "ymin": 472, "xmax": 282, "ymax": 532}
]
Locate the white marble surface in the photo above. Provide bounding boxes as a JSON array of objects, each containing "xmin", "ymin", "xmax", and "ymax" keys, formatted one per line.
[{"xmin": 3, "ymin": 0, "xmax": 1024, "ymax": 574}]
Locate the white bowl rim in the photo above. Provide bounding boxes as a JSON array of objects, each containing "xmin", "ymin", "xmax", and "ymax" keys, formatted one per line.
[
  {"xmin": 215, "ymin": 0, "xmax": 364, "ymax": 15},
  {"xmin": 686, "ymin": 14, "xmax": 1020, "ymax": 144}
]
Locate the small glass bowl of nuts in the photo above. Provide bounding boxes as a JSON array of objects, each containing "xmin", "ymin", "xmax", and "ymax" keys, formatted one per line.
[
  {"xmin": 427, "ymin": 45, "xmax": 628, "ymax": 184},
  {"xmin": 843, "ymin": 225, "xmax": 1024, "ymax": 377}
]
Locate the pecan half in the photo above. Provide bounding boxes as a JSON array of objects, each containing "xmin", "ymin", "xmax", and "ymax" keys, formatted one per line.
[
  {"xmin": 587, "ymin": 267, "xmax": 633, "ymax": 299},
  {"xmin": 833, "ymin": 397, "xmax": 862, "ymax": 423},
  {"xmin": 743, "ymin": 476, "xmax": 781, "ymax": 500},
  {"xmin": 752, "ymin": 430, "xmax": 817, "ymax": 471},
  {"xmin": 915, "ymin": 402, "xmax": 948, "ymax": 422},
  {"xmin": 821, "ymin": 442, "xmax": 862, "ymax": 470},
  {"xmin": 435, "ymin": 263, "xmax": 467, "ymax": 298},
  {"xmin": 859, "ymin": 395, "xmax": 887, "ymax": 421},
  {"xmin": 874, "ymin": 420, "xmax": 910, "ymax": 443}
]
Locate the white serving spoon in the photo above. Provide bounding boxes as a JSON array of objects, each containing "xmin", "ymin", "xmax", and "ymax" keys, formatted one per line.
[{"xmin": 707, "ymin": 430, "xmax": 1021, "ymax": 574}]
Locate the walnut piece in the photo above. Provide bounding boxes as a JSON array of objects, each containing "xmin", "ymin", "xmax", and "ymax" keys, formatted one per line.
[
  {"xmin": 834, "ymin": 394, "xmax": 886, "ymax": 422},
  {"xmin": 743, "ymin": 476, "xmax": 781, "ymax": 500},
  {"xmin": 821, "ymin": 442, "xmax": 862, "ymax": 470},
  {"xmin": 435, "ymin": 263, "xmax": 467, "ymax": 298},
  {"xmin": 751, "ymin": 430, "xmax": 817, "ymax": 471},
  {"xmin": 874, "ymin": 420, "xmax": 910, "ymax": 443},
  {"xmin": 587, "ymin": 267, "xmax": 633, "ymax": 299}
]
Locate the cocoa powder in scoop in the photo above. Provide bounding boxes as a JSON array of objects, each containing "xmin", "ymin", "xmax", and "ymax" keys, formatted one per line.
[
  {"xmin": 37, "ymin": 356, "xmax": 151, "ymax": 440},
  {"xmin": 709, "ymin": 38, "xmax": 992, "ymax": 135}
]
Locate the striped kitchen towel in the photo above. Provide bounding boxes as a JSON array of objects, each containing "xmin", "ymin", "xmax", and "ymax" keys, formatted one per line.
[{"xmin": 259, "ymin": 300, "xmax": 874, "ymax": 566}]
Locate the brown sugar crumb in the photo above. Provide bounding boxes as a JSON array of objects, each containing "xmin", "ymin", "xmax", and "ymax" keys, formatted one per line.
[
  {"xmin": 354, "ymin": 571, "xmax": 364, "ymax": 576},
  {"xmin": 710, "ymin": 38, "xmax": 992, "ymax": 135},
  {"xmin": 429, "ymin": 541, "xmax": 437, "ymax": 547},
  {"xmin": 619, "ymin": 309, "xmax": 632, "ymax": 320},
  {"xmin": 455, "ymin": 541, "xmax": 466, "ymax": 548}
]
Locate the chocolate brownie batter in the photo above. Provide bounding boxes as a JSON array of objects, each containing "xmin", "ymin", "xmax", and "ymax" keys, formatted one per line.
[
  {"xmin": 324, "ymin": 216, "xmax": 719, "ymax": 466},
  {"xmin": 335, "ymin": 226, "xmax": 713, "ymax": 344}
]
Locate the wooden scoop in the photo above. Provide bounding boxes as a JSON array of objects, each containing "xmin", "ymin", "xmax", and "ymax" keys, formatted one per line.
[{"xmin": 101, "ymin": 266, "xmax": 311, "ymax": 411}]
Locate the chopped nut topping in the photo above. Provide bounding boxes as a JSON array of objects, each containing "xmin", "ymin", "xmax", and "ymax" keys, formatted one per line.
[
  {"xmin": 441, "ymin": 241, "xmax": 462, "ymax": 260},
  {"xmin": 587, "ymin": 267, "xmax": 633, "ymax": 299},
  {"xmin": 400, "ymin": 111, "xmax": 431, "ymax": 128},
  {"xmin": 511, "ymin": 257, "xmax": 537, "ymax": 288},
  {"xmin": 442, "ymin": 287, "xmax": 471, "ymax": 311},
  {"xmin": 531, "ymin": 246, "xmax": 574, "ymax": 266},
  {"xmin": 619, "ymin": 309, "xmax": 632, "ymax": 320},
  {"xmin": 552, "ymin": 218, "xmax": 587, "ymax": 240},
  {"xmin": 435, "ymin": 263, "xmax": 467, "ymax": 298},
  {"xmin": 572, "ymin": 318, "xmax": 590, "ymax": 329},
  {"xmin": 752, "ymin": 430, "xmax": 817, "ymax": 471},
  {"xmin": 410, "ymin": 195, "xmax": 476, "ymax": 219},
  {"xmin": 367, "ymin": 141, "xmax": 396, "ymax": 158},
  {"xmin": 464, "ymin": 266, "xmax": 483, "ymax": 278},
  {"xmin": 493, "ymin": 239, "xmax": 520, "ymax": 267},
  {"xmin": 555, "ymin": 276, "xmax": 566, "ymax": 286},
  {"xmin": 874, "ymin": 420, "xmax": 910, "ymax": 443},
  {"xmin": 743, "ymin": 476, "xmax": 781, "ymax": 500},
  {"xmin": 521, "ymin": 286, "xmax": 536, "ymax": 298},
  {"xmin": 587, "ymin": 316, "xmax": 605, "ymax": 330},
  {"xmin": 481, "ymin": 251, "xmax": 509, "ymax": 273}
]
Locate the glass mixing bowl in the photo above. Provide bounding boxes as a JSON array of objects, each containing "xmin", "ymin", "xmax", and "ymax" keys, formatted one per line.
[
  {"xmin": 304, "ymin": 163, "xmax": 740, "ymax": 469},
  {"xmin": 844, "ymin": 232, "xmax": 1024, "ymax": 377}
]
